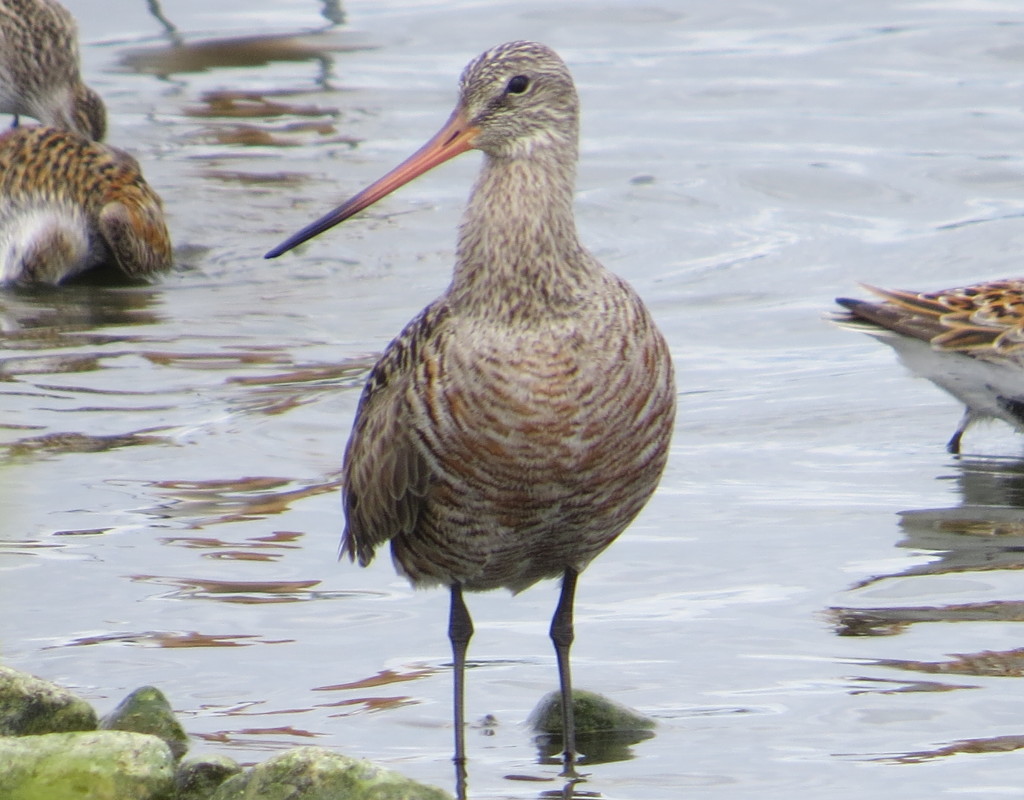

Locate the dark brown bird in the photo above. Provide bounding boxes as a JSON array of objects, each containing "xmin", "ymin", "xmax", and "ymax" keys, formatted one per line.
[
  {"xmin": 0, "ymin": 0, "xmax": 106, "ymax": 140},
  {"xmin": 836, "ymin": 281, "xmax": 1024, "ymax": 454},
  {"xmin": 267, "ymin": 40, "xmax": 676, "ymax": 787},
  {"xmin": 0, "ymin": 125, "xmax": 172, "ymax": 286}
]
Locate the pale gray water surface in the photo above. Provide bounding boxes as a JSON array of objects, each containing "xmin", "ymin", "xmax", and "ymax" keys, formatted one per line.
[{"xmin": 4, "ymin": 1, "xmax": 1024, "ymax": 797}]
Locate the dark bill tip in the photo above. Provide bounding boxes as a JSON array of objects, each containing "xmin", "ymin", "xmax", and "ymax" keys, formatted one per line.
[{"xmin": 264, "ymin": 109, "xmax": 477, "ymax": 261}]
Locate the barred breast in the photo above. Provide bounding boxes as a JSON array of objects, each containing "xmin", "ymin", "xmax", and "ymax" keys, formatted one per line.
[{"xmin": 342, "ymin": 261, "xmax": 674, "ymax": 592}]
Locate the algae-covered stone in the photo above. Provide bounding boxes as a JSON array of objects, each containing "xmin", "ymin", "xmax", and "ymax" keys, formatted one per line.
[
  {"xmin": 210, "ymin": 746, "xmax": 452, "ymax": 800},
  {"xmin": 529, "ymin": 689, "xmax": 656, "ymax": 765},
  {"xmin": 0, "ymin": 729, "xmax": 175, "ymax": 800},
  {"xmin": 100, "ymin": 685, "xmax": 188, "ymax": 760},
  {"xmin": 528, "ymin": 688, "xmax": 655, "ymax": 735},
  {"xmin": 0, "ymin": 666, "xmax": 98, "ymax": 735},
  {"xmin": 175, "ymin": 753, "xmax": 242, "ymax": 800}
]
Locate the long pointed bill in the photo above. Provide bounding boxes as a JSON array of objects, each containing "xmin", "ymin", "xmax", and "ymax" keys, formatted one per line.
[{"xmin": 265, "ymin": 109, "xmax": 479, "ymax": 259}]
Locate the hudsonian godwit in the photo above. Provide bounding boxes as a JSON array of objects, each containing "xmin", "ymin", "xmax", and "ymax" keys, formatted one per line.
[
  {"xmin": 267, "ymin": 40, "xmax": 676, "ymax": 788},
  {"xmin": 0, "ymin": 0, "xmax": 106, "ymax": 140},
  {"xmin": 837, "ymin": 281, "xmax": 1024, "ymax": 454},
  {"xmin": 0, "ymin": 125, "xmax": 172, "ymax": 286}
]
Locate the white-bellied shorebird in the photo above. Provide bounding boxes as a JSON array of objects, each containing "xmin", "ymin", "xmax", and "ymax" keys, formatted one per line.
[
  {"xmin": 0, "ymin": 125, "xmax": 172, "ymax": 286},
  {"xmin": 837, "ymin": 281, "xmax": 1024, "ymax": 454},
  {"xmin": 0, "ymin": 0, "xmax": 106, "ymax": 140},
  {"xmin": 267, "ymin": 41, "xmax": 676, "ymax": 790}
]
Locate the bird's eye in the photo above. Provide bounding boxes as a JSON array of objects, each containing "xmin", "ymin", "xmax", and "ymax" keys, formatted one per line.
[{"xmin": 506, "ymin": 75, "xmax": 530, "ymax": 94}]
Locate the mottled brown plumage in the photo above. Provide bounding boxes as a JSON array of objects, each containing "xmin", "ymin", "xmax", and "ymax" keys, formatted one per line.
[
  {"xmin": 267, "ymin": 41, "xmax": 675, "ymax": 789},
  {"xmin": 837, "ymin": 281, "xmax": 1024, "ymax": 453},
  {"xmin": 0, "ymin": 125, "xmax": 172, "ymax": 286},
  {"xmin": 0, "ymin": 0, "xmax": 106, "ymax": 140}
]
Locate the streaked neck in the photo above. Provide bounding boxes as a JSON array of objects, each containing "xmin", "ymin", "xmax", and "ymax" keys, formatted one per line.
[{"xmin": 450, "ymin": 146, "xmax": 593, "ymax": 319}]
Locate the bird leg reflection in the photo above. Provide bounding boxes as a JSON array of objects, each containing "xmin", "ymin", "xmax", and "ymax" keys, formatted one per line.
[
  {"xmin": 448, "ymin": 583, "xmax": 473, "ymax": 797},
  {"xmin": 551, "ymin": 567, "xmax": 580, "ymax": 778}
]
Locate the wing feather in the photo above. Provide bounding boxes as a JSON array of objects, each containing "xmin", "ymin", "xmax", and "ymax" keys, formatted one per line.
[
  {"xmin": 837, "ymin": 281, "xmax": 1024, "ymax": 357},
  {"xmin": 340, "ymin": 303, "xmax": 447, "ymax": 565}
]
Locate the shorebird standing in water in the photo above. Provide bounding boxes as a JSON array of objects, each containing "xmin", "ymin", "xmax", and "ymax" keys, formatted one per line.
[
  {"xmin": 836, "ymin": 281, "xmax": 1024, "ymax": 454},
  {"xmin": 0, "ymin": 126, "xmax": 172, "ymax": 286},
  {"xmin": 267, "ymin": 40, "xmax": 676, "ymax": 790},
  {"xmin": 0, "ymin": 0, "xmax": 106, "ymax": 140}
]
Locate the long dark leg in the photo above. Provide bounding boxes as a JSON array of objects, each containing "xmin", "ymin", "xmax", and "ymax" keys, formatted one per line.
[
  {"xmin": 550, "ymin": 567, "xmax": 580, "ymax": 777},
  {"xmin": 448, "ymin": 583, "xmax": 473, "ymax": 799},
  {"xmin": 947, "ymin": 409, "xmax": 972, "ymax": 455}
]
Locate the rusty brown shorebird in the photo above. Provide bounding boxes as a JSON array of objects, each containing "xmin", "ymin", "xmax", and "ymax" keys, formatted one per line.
[
  {"xmin": 266, "ymin": 40, "xmax": 676, "ymax": 790},
  {"xmin": 0, "ymin": 125, "xmax": 172, "ymax": 286},
  {"xmin": 0, "ymin": 0, "xmax": 106, "ymax": 140}
]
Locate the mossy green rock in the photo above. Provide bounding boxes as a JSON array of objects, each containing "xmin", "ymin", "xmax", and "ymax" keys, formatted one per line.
[
  {"xmin": 0, "ymin": 730, "xmax": 175, "ymax": 800},
  {"xmin": 174, "ymin": 753, "xmax": 243, "ymax": 800},
  {"xmin": 528, "ymin": 689, "xmax": 656, "ymax": 734},
  {"xmin": 0, "ymin": 666, "xmax": 98, "ymax": 735},
  {"xmin": 100, "ymin": 685, "xmax": 188, "ymax": 760},
  {"xmin": 209, "ymin": 746, "xmax": 452, "ymax": 800},
  {"xmin": 529, "ymin": 689, "xmax": 656, "ymax": 765}
]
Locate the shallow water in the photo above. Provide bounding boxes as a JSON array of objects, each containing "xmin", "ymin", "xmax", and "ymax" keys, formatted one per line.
[{"xmin": 5, "ymin": 1, "xmax": 1024, "ymax": 797}]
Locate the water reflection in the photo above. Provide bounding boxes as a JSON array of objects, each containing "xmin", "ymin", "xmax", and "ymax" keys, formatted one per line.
[
  {"xmin": 829, "ymin": 457, "xmax": 1024, "ymax": 760},
  {"xmin": 121, "ymin": 21, "xmax": 369, "ymax": 98},
  {"xmin": 0, "ymin": 285, "xmax": 172, "ymax": 455},
  {"xmin": 194, "ymin": 722, "xmax": 325, "ymax": 752},
  {"xmin": 5, "ymin": 429, "xmax": 170, "ymax": 458},
  {"xmin": 314, "ymin": 666, "xmax": 439, "ymax": 693},
  {"xmin": 145, "ymin": 0, "xmax": 346, "ymax": 43},
  {"xmin": 184, "ymin": 89, "xmax": 340, "ymax": 122},
  {"xmin": 182, "ymin": 696, "xmax": 328, "ymax": 751},
  {"xmin": 833, "ymin": 456, "xmax": 1024, "ymax": 633},
  {"xmin": 870, "ymin": 647, "xmax": 1024, "ymax": 679},
  {"xmin": 192, "ymin": 114, "xmax": 355, "ymax": 151},
  {"xmin": 0, "ymin": 283, "xmax": 163, "ymax": 334},
  {"xmin": 121, "ymin": 33, "xmax": 356, "ymax": 81},
  {"xmin": 144, "ymin": 0, "xmax": 179, "ymax": 40},
  {"xmin": 496, "ymin": 773, "xmax": 599, "ymax": 800},
  {"xmin": 128, "ymin": 574, "xmax": 334, "ymax": 603},
  {"xmin": 53, "ymin": 630, "xmax": 285, "ymax": 648},
  {"xmin": 534, "ymin": 728, "xmax": 656, "ymax": 768},
  {"xmin": 953, "ymin": 456, "xmax": 1024, "ymax": 508},
  {"xmin": 141, "ymin": 475, "xmax": 343, "ymax": 526},
  {"xmin": 313, "ymin": 667, "xmax": 436, "ymax": 718},
  {"xmin": 868, "ymin": 733, "xmax": 1024, "ymax": 764},
  {"xmin": 161, "ymin": 531, "xmax": 304, "ymax": 563}
]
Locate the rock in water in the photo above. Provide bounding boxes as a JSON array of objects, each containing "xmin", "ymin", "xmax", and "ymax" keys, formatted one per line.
[
  {"xmin": 0, "ymin": 665, "xmax": 97, "ymax": 735},
  {"xmin": 174, "ymin": 753, "xmax": 243, "ymax": 800},
  {"xmin": 100, "ymin": 685, "xmax": 189, "ymax": 760},
  {"xmin": 209, "ymin": 746, "xmax": 452, "ymax": 800},
  {"xmin": 529, "ymin": 688, "xmax": 655, "ymax": 735},
  {"xmin": 529, "ymin": 688, "xmax": 656, "ymax": 765},
  {"xmin": 0, "ymin": 729, "xmax": 175, "ymax": 800}
]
